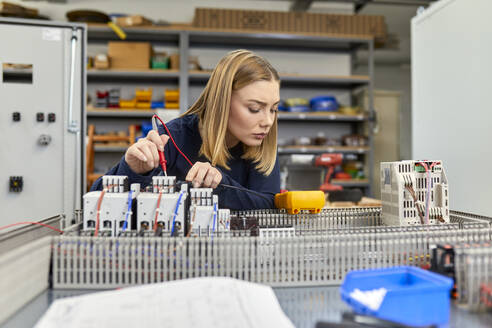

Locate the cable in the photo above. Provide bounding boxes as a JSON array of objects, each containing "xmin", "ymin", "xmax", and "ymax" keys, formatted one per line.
[
  {"xmin": 186, "ymin": 206, "xmax": 198, "ymax": 237},
  {"xmin": 170, "ymin": 191, "xmax": 184, "ymax": 236},
  {"xmin": 152, "ymin": 115, "xmax": 193, "ymax": 167},
  {"xmin": 122, "ymin": 190, "xmax": 133, "ymax": 232},
  {"xmin": 220, "ymin": 183, "xmax": 272, "ymax": 202},
  {"xmin": 0, "ymin": 221, "xmax": 63, "ymax": 234},
  {"xmin": 418, "ymin": 161, "xmax": 437, "ymax": 225},
  {"xmin": 153, "ymin": 188, "xmax": 164, "ymax": 233},
  {"xmin": 94, "ymin": 189, "xmax": 107, "ymax": 237},
  {"xmin": 405, "ymin": 185, "xmax": 425, "ymax": 224},
  {"xmin": 152, "ymin": 114, "xmax": 273, "ymax": 204},
  {"xmin": 211, "ymin": 202, "xmax": 218, "ymax": 239},
  {"xmin": 152, "ymin": 116, "xmax": 169, "ymax": 175}
]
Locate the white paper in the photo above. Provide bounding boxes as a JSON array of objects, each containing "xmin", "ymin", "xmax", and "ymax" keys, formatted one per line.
[
  {"xmin": 35, "ymin": 277, "xmax": 294, "ymax": 328},
  {"xmin": 349, "ymin": 288, "xmax": 387, "ymax": 311}
]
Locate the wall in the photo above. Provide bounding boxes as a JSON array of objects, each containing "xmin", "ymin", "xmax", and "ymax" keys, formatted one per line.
[{"xmin": 354, "ymin": 63, "xmax": 411, "ymax": 160}]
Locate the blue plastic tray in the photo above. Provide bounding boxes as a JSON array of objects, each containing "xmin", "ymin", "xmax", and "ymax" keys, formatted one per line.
[
  {"xmin": 287, "ymin": 105, "xmax": 310, "ymax": 112},
  {"xmin": 340, "ymin": 266, "xmax": 453, "ymax": 327},
  {"xmin": 310, "ymin": 96, "xmax": 338, "ymax": 112}
]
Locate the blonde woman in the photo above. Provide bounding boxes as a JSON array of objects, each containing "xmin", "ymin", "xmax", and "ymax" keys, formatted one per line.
[{"xmin": 91, "ymin": 50, "xmax": 280, "ymax": 209}]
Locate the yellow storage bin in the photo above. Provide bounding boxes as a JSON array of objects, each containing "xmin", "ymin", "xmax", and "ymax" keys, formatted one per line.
[
  {"xmin": 119, "ymin": 98, "xmax": 137, "ymax": 109},
  {"xmin": 274, "ymin": 191, "xmax": 325, "ymax": 215},
  {"xmin": 165, "ymin": 101, "xmax": 180, "ymax": 109},
  {"xmin": 164, "ymin": 89, "xmax": 180, "ymax": 102},
  {"xmin": 136, "ymin": 102, "xmax": 151, "ymax": 109},
  {"xmin": 135, "ymin": 88, "xmax": 152, "ymax": 102}
]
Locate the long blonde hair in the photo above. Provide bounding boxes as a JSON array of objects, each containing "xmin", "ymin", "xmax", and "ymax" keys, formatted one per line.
[{"xmin": 184, "ymin": 49, "xmax": 280, "ymax": 175}]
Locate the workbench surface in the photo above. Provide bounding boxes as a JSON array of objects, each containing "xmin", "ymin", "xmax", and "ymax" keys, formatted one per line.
[{"xmin": 2, "ymin": 286, "xmax": 491, "ymax": 327}]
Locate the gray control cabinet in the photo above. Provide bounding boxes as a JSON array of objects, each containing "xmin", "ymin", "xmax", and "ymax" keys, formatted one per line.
[{"xmin": 0, "ymin": 18, "xmax": 86, "ymax": 226}]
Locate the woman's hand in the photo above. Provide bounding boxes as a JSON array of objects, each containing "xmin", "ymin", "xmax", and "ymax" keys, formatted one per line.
[
  {"xmin": 125, "ymin": 130, "xmax": 170, "ymax": 174},
  {"xmin": 186, "ymin": 162, "xmax": 222, "ymax": 188}
]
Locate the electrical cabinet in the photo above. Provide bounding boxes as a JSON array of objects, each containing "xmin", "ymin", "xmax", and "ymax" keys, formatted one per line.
[{"xmin": 0, "ymin": 18, "xmax": 86, "ymax": 227}]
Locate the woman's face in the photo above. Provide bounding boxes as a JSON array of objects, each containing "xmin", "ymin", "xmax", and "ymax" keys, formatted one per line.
[{"xmin": 227, "ymin": 79, "xmax": 280, "ymax": 148}]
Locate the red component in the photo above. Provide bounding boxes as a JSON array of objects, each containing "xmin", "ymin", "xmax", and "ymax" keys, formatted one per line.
[
  {"xmin": 158, "ymin": 150, "xmax": 167, "ymax": 174},
  {"xmin": 153, "ymin": 115, "xmax": 194, "ymax": 167},
  {"xmin": 315, "ymin": 153, "xmax": 343, "ymax": 192},
  {"xmin": 334, "ymin": 172, "xmax": 352, "ymax": 180},
  {"xmin": 96, "ymin": 91, "xmax": 109, "ymax": 98}
]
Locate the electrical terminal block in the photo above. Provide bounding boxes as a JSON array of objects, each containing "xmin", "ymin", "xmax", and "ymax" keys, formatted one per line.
[
  {"xmin": 217, "ymin": 209, "xmax": 231, "ymax": 232},
  {"xmin": 188, "ymin": 194, "xmax": 225, "ymax": 236},
  {"xmin": 190, "ymin": 188, "xmax": 213, "ymax": 206},
  {"xmin": 83, "ymin": 183, "xmax": 138, "ymax": 237},
  {"xmin": 136, "ymin": 187, "xmax": 187, "ymax": 235},
  {"xmin": 152, "ymin": 176, "xmax": 176, "ymax": 193},
  {"xmin": 381, "ymin": 160, "xmax": 449, "ymax": 226},
  {"xmin": 259, "ymin": 227, "xmax": 296, "ymax": 239},
  {"xmin": 102, "ymin": 175, "xmax": 129, "ymax": 193}
]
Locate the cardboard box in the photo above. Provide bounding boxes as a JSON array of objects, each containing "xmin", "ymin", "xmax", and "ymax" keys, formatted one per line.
[
  {"xmin": 116, "ymin": 15, "xmax": 152, "ymax": 27},
  {"xmin": 108, "ymin": 42, "xmax": 152, "ymax": 70},
  {"xmin": 193, "ymin": 8, "xmax": 387, "ymax": 43},
  {"xmin": 94, "ymin": 54, "xmax": 110, "ymax": 70},
  {"xmin": 169, "ymin": 54, "xmax": 180, "ymax": 70}
]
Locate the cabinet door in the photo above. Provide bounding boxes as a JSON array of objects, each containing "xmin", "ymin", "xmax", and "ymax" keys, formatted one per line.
[
  {"xmin": 0, "ymin": 21, "xmax": 85, "ymax": 226},
  {"xmin": 362, "ymin": 90, "xmax": 401, "ymax": 199}
]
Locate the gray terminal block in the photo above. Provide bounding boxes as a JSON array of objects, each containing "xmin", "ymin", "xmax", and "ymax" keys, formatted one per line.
[
  {"xmin": 136, "ymin": 183, "xmax": 188, "ymax": 235},
  {"xmin": 380, "ymin": 160, "xmax": 449, "ymax": 226},
  {"xmin": 83, "ymin": 190, "xmax": 136, "ymax": 236}
]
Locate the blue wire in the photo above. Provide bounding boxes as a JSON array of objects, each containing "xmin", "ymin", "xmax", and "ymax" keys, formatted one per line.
[
  {"xmin": 211, "ymin": 202, "xmax": 217, "ymax": 239},
  {"xmin": 122, "ymin": 190, "xmax": 133, "ymax": 232},
  {"xmin": 170, "ymin": 191, "xmax": 184, "ymax": 236}
]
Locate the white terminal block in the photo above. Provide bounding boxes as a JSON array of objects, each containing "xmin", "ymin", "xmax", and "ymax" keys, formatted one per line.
[
  {"xmin": 380, "ymin": 160, "xmax": 449, "ymax": 226},
  {"xmin": 83, "ymin": 186, "xmax": 138, "ymax": 236},
  {"xmin": 137, "ymin": 183, "xmax": 188, "ymax": 234},
  {"xmin": 102, "ymin": 175, "xmax": 129, "ymax": 193},
  {"xmin": 189, "ymin": 194, "xmax": 221, "ymax": 235},
  {"xmin": 217, "ymin": 209, "xmax": 231, "ymax": 232},
  {"xmin": 190, "ymin": 188, "xmax": 213, "ymax": 206}
]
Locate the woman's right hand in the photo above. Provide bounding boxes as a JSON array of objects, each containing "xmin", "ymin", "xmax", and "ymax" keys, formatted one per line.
[{"xmin": 125, "ymin": 130, "xmax": 170, "ymax": 174}]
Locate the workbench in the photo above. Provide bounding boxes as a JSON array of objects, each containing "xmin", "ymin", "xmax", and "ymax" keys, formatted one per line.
[{"xmin": 3, "ymin": 286, "xmax": 492, "ymax": 328}]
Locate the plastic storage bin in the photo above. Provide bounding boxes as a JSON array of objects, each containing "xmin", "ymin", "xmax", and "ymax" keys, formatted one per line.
[
  {"xmin": 340, "ymin": 266, "xmax": 453, "ymax": 327},
  {"xmin": 310, "ymin": 96, "xmax": 338, "ymax": 112}
]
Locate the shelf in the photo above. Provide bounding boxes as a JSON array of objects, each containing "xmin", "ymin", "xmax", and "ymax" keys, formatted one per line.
[
  {"xmin": 278, "ymin": 112, "xmax": 366, "ymax": 122},
  {"xmin": 278, "ymin": 145, "xmax": 369, "ymax": 155},
  {"xmin": 87, "ymin": 24, "xmax": 181, "ymax": 43},
  {"xmin": 188, "ymin": 30, "xmax": 370, "ymax": 51},
  {"xmin": 94, "ymin": 145, "xmax": 128, "ymax": 153},
  {"xmin": 331, "ymin": 179, "xmax": 370, "ymax": 187},
  {"xmin": 88, "ymin": 69, "xmax": 180, "ymax": 81},
  {"xmin": 189, "ymin": 70, "xmax": 369, "ymax": 88},
  {"xmin": 93, "ymin": 145, "xmax": 369, "ymax": 155},
  {"xmin": 87, "ymin": 24, "xmax": 371, "ymax": 51},
  {"xmin": 86, "ymin": 108, "xmax": 364, "ymax": 121},
  {"xmin": 87, "ymin": 108, "xmax": 157, "ymax": 118}
]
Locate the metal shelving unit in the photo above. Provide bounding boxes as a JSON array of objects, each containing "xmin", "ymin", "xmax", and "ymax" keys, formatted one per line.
[
  {"xmin": 88, "ymin": 69, "xmax": 180, "ymax": 80},
  {"xmin": 86, "ymin": 25, "xmax": 375, "ymax": 195},
  {"xmin": 87, "ymin": 109, "xmax": 156, "ymax": 118},
  {"xmin": 189, "ymin": 70, "xmax": 370, "ymax": 88},
  {"xmin": 278, "ymin": 146, "xmax": 370, "ymax": 155}
]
